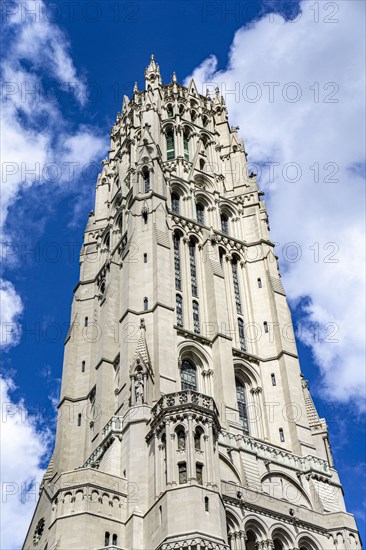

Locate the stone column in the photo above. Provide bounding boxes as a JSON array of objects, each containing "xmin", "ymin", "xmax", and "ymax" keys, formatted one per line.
[
  {"xmin": 203, "ymin": 434, "xmax": 211, "ymax": 485},
  {"xmin": 239, "ymin": 531, "xmax": 247, "ymax": 549},
  {"xmin": 166, "ymin": 420, "xmax": 173, "ymax": 486},
  {"xmin": 154, "ymin": 434, "xmax": 159, "ymax": 497},
  {"xmin": 187, "ymin": 414, "xmax": 195, "ymax": 480},
  {"xmin": 208, "ymin": 421, "xmax": 217, "ymax": 487}
]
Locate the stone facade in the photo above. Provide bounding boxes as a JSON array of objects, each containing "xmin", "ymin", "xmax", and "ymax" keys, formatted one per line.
[{"xmin": 23, "ymin": 56, "xmax": 361, "ymax": 550}]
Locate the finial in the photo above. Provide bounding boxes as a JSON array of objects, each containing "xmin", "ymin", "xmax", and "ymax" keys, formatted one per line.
[
  {"xmin": 133, "ymin": 82, "xmax": 138, "ymax": 93},
  {"xmin": 206, "ymin": 88, "xmax": 211, "ymax": 98},
  {"xmin": 151, "ymin": 54, "xmax": 155, "ymax": 61},
  {"xmin": 172, "ymin": 71, "xmax": 177, "ymax": 83},
  {"xmin": 215, "ymin": 86, "xmax": 220, "ymax": 96}
]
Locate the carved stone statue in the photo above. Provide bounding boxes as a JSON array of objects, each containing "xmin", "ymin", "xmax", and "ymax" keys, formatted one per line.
[{"xmin": 135, "ymin": 372, "xmax": 144, "ymax": 404}]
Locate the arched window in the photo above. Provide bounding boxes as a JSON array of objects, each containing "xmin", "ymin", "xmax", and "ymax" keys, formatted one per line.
[
  {"xmin": 81, "ymin": 361, "xmax": 85, "ymax": 373},
  {"xmin": 103, "ymin": 232, "xmax": 110, "ymax": 250},
  {"xmin": 143, "ymin": 297, "xmax": 148, "ymax": 311},
  {"xmin": 181, "ymin": 359, "xmax": 197, "ymax": 391},
  {"xmin": 196, "ymin": 463, "xmax": 203, "ymax": 485},
  {"xmin": 257, "ymin": 277, "xmax": 262, "ymax": 288},
  {"xmin": 204, "ymin": 496, "xmax": 209, "ymax": 511},
  {"xmin": 166, "ymin": 129, "xmax": 175, "ymax": 160},
  {"xmin": 199, "ymin": 159, "xmax": 205, "ymax": 171},
  {"xmin": 279, "ymin": 428, "xmax": 285, "ymax": 442},
  {"xmin": 191, "ymin": 110, "xmax": 197, "ymax": 123},
  {"xmin": 178, "ymin": 462, "xmax": 187, "ymax": 484},
  {"xmin": 189, "ymin": 240, "xmax": 198, "ymax": 297},
  {"xmin": 179, "ymin": 104, "xmax": 185, "ymax": 116},
  {"xmin": 112, "ymin": 534, "xmax": 118, "ymax": 546},
  {"xmin": 183, "ymin": 132, "xmax": 190, "ymax": 161},
  {"xmin": 77, "ymin": 413, "xmax": 82, "ymax": 427},
  {"xmin": 117, "ymin": 213, "xmax": 123, "ymax": 233},
  {"xmin": 171, "ymin": 192, "xmax": 180, "ymax": 213},
  {"xmin": 176, "ymin": 427, "xmax": 186, "ymax": 450},
  {"xmin": 84, "ymin": 316, "xmax": 88, "ymax": 327},
  {"xmin": 271, "ymin": 373, "xmax": 276, "ymax": 386},
  {"xmin": 236, "ymin": 378, "xmax": 249, "ymax": 434},
  {"xmin": 202, "ymin": 115, "xmax": 208, "ymax": 127},
  {"xmin": 232, "ymin": 259, "xmax": 242, "ymax": 314},
  {"xmin": 238, "ymin": 318, "xmax": 246, "ymax": 351},
  {"xmin": 196, "ymin": 202, "xmax": 205, "ymax": 224},
  {"xmin": 246, "ymin": 530, "xmax": 257, "ymax": 550},
  {"xmin": 142, "ymin": 167, "xmax": 150, "ymax": 193},
  {"xmin": 104, "ymin": 532, "xmax": 110, "ymax": 547},
  {"xmin": 273, "ymin": 540, "xmax": 284, "ymax": 550},
  {"xmin": 173, "ymin": 233, "xmax": 182, "ymax": 290},
  {"xmin": 221, "ymin": 213, "xmax": 229, "ymax": 235},
  {"xmin": 193, "ymin": 300, "xmax": 200, "ymax": 334},
  {"xmin": 176, "ymin": 294, "xmax": 183, "ymax": 327},
  {"xmin": 194, "ymin": 427, "xmax": 204, "ymax": 450},
  {"xmin": 167, "ymin": 104, "xmax": 174, "ymax": 118},
  {"xmin": 263, "ymin": 321, "xmax": 269, "ymax": 333}
]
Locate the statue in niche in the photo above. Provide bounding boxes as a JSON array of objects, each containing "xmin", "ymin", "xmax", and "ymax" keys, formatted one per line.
[{"xmin": 135, "ymin": 371, "xmax": 144, "ymax": 404}]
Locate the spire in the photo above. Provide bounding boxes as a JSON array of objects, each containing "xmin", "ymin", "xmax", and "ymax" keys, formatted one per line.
[
  {"xmin": 172, "ymin": 71, "xmax": 177, "ymax": 83},
  {"xmin": 145, "ymin": 54, "xmax": 162, "ymax": 90},
  {"xmin": 133, "ymin": 82, "xmax": 139, "ymax": 93}
]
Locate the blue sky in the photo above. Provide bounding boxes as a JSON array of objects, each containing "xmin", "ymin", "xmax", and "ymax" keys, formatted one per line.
[{"xmin": 0, "ymin": 0, "xmax": 365, "ymax": 547}]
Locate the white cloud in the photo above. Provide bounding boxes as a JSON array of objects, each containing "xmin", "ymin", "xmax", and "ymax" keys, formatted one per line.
[
  {"xmin": 0, "ymin": 377, "xmax": 51, "ymax": 550},
  {"xmin": 0, "ymin": 279, "xmax": 23, "ymax": 349},
  {"xmin": 186, "ymin": 0, "xmax": 365, "ymax": 408},
  {"xmin": 0, "ymin": 0, "xmax": 106, "ymax": 241},
  {"xmin": 0, "ymin": 0, "xmax": 106, "ymax": 345}
]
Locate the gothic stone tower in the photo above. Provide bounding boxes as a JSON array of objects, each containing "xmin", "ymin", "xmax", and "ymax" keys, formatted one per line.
[{"xmin": 24, "ymin": 56, "xmax": 361, "ymax": 550}]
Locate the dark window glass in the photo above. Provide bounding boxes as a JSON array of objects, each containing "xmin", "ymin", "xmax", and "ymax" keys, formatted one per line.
[
  {"xmin": 193, "ymin": 300, "xmax": 200, "ymax": 334},
  {"xmin": 171, "ymin": 192, "xmax": 180, "ymax": 213},
  {"xmin": 166, "ymin": 130, "xmax": 175, "ymax": 160},
  {"xmin": 196, "ymin": 203, "xmax": 205, "ymax": 224},
  {"xmin": 143, "ymin": 168, "xmax": 150, "ymax": 193},
  {"xmin": 178, "ymin": 462, "xmax": 187, "ymax": 484},
  {"xmin": 236, "ymin": 378, "xmax": 249, "ymax": 435},
  {"xmin": 205, "ymin": 496, "xmax": 209, "ymax": 511},
  {"xmin": 177, "ymin": 429, "xmax": 186, "ymax": 450},
  {"xmin": 221, "ymin": 213, "xmax": 229, "ymax": 234},
  {"xmin": 238, "ymin": 318, "xmax": 246, "ymax": 352},
  {"xmin": 174, "ymin": 234, "xmax": 182, "ymax": 290},
  {"xmin": 181, "ymin": 360, "xmax": 197, "ymax": 391},
  {"xmin": 189, "ymin": 240, "xmax": 198, "ymax": 297},
  {"xmin": 176, "ymin": 294, "xmax": 183, "ymax": 328},
  {"xmin": 183, "ymin": 133, "xmax": 189, "ymax": 161},
  {"xmin": 196, "ymin": 463, "xmax": 203, "ymax": 485},
  {"xmin": 232, "ymin": 260, "xmax": 242, "ymax": 314}
]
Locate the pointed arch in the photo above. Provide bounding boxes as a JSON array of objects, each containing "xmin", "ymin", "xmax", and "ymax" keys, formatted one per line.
[
  {"xmin": 297, "ymin": 534, "xmax": 321, "ymax": 550},
  {"xmin": 271, "ymin": 524, "xmax": 295, "ymax": 549},
  {"xmin": 262, "ymin": 471, "xmax": 313, "ymax": 509}
]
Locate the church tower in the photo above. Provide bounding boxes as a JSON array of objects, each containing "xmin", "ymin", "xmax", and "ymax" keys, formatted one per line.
[{"xmin": 24, "ymin": 56, "xmax": 361, "ymax": 550}]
